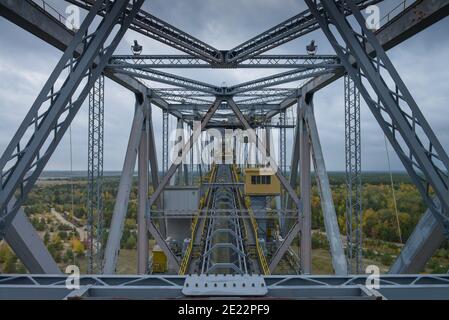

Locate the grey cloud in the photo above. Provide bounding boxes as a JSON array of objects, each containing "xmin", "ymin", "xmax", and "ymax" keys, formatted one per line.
[{"xmin": 0, "ymin": 0, "xmax": 448, "ymax": 172}]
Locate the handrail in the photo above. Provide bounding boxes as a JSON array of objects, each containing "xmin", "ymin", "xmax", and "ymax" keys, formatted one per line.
[
  {"xmin": 231, "ymin": 166, "xmax": 271, "ymax": 275},
  {"xmin": 178, "ymin": 164, "xmax": 217, "ymax": 275},
  {"xmin": 379, "ymin": 0, "xmax": 412, "ymax": 27},
  {"xmin": 30, "ymin": 0, "xmax": 77, "ymax": 31}
]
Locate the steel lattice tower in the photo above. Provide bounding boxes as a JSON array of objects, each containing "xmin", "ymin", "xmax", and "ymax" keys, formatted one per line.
[
  {"xmin": 344, "ymin": 73, "xmax": 362, "ymax": 274},
  {"xmin": 162, "ymin": 110, "xmax": 169, "ymax": 174},
  {"xmin": 87, "ymin": 73, "xmax": 105, "ymax": 274},
  {"xmin": 279, "ymin": 111, "xmax": 287, "ymax": 175}
]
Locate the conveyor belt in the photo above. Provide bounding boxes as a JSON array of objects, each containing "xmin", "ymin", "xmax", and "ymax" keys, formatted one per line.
[{"xmin": 179, "ymin": 164, "xmax": 270, "ymax": 275}]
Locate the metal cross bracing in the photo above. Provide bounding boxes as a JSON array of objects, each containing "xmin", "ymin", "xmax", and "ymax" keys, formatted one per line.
[
  {"xmin": 0, "ymin": 0, "xmax": 145, "ymax": 236},
  {"xmin": 1, "ymin": 0, "xmax": 449, "ymax": 300},
  {"xmin": 344, "ymin": 74, "xmax": 362, "ymax": 274},
  {"xmin": 162, "ymin": 110, "xmax": 169, "ymax": 174},
  {"xmin": 112, "ymin": 67, "xmax": 221, "ymax": 95},
  {"xmin": 108, "ymin": 54, "xmax": 341, "ymax": 69},
  {"xmin": 87, "ymin": 73, "xmax": 105, "ymax": 274},
  {"xmin": 69, "ymin": 0, "xmax": 378, "ymax": 66},
  {"xmin": 2, "ymin": 273, "xmax": 449, "ymax": 300},
  {"xmin": 268, "ymin": 0, "xmax": 449, "ymax": 275},
  {"xmin": 279, "ymin": 111, "xmax": 287, "ymax": 176},
  {"xmin": 224, "ymin": 0, "xmax": 381, "ymax": 64},
  {"xmin": 153, "ymin": 88, "xmax": 297, "ymax": 108},
  {"xmin": 306, "ymin": 0, "xmax": 449, "ymax": 236},
  {"xmin": 110, "ymin": 64, "xmax": 340, "ymax": 96},
  {"xmin": 65, "ymin": 0, "xmax": 223, "ymax": 64},
  {"xmin": 200, "ymin": 165, "xmax": 249, "ymax": 275}
]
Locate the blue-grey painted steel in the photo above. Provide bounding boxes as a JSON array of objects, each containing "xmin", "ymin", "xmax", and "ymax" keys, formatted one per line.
[
  {"xmin": 103, "ymin": 99, "xmax": 146, "ymax": 274},
  {"xmin": 5, "ymin": 199, "xmax": 60, "ymax": 274},
  {"xmin": 112, "ymin": 68, "xmax": 220, "ymax": 95},
  {"xmin": 344, "ymin": 74, "xmax": 363, "ymax": 274},
  {"xmin": 276, "ymin": 0, "xmax": 449, "ymax": 273},
  {"xmin": 225, "ymin": 0, "xmax": 381, "ymax": 64},
  {"xmin": 183, "ymin": 274, "xmax": 267, "ymax": 296},
  {"xmin": 146, "ymin": 99, "xmax": 224, "ymax": 270},
  {"xmin": 0, "ymin": 0, "xmax": 145, "ymax": 236},
  {"xmin": 305, "ymin": 103, "xmax": 348, "ymax": 276},
  {"xmin": 87, "ymin": 73, "xmax": 105, "ymax": 274},
  {"xmin": 137, "ymin": 110, "xmax": 149, "ymax": 275},
  {"xmin": 299, "ymin": 96, "xmax": 312, "ymax": 274},
  {"xmin": 113, "ymin": 66, "xmax": 337, "ymax": 96},
  {"xmin": 390, "ymin": 198, "xmax": 446, "ymax": 274},
  {"xmin": 200, "ymin": 165, "xmax": 249, "ymax": 275},
  {"xmin": 162, "ymin": 110, "xmax": 169, "ymax": 174},
  {"xmin": 108, "ymin": 54, "xmax": 341, "ymax": 69},
  {"xmin": 307, "ymin": 0, "xmax": 449, "ymax": 246},
  {"xmin": 66, "ymin": 0, "xmax": 223, "ymax": 64},
  {"xmin": 1, "ymin": 273, "xmax": 449, "ymax": 300},
  {"xmin": 268, "ymin": 0, "xmax": 449, "ymax": 121},
  {"xmin": 228, "ymin": 68, "xmax": 337, "ymax": 95}
]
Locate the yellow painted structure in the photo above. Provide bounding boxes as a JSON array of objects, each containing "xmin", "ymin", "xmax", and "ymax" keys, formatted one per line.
[
  {"xmin": 244, "ymin": 168, "xmax": 281, "ymax": 196},
  {"xmin": 152, "ymin": 245, "xmax": 168, "ymax": 273}
]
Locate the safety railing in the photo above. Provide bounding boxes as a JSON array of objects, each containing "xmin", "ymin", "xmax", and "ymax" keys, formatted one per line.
[
  {"xmin": 231, "ymin": 166, "xmax": 270, "ymax": 275},
  {"xmin": 379, "ymin": 0, "xmax": 413, "ymax": 27},
  {"xmin": 178, "ymin": 164, "xmax": 217, "ymax": 275},
  {"xmin": 30, "ymin": 0, "xmax": 78, "ymax": 31}
]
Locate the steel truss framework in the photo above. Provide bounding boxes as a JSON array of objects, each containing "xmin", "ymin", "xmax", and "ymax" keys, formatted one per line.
[
  {"xmin": 87, "ymin": 73, "xmax": 105, "ymax": 274},
  {"xmin": 344, "ymin": 74, "xmax": 362, "ymax": 274},
  {"xmin": 0, "ymin": 0, "xmax": 145, "ymax": 233},
  {"xmin": 200, "ymin": 165, "xmax": 249, "ymax": 275},
  {"xmin": 1, "ymin": 274, "xmax": 449, "ymax": 300},
  {"xmin": 307, "ymin": 0, "xmax": 449, "ymax": 241},
  {"xmin": 0, "ymin": 0, "xmax": 449, "ymax": 300}
]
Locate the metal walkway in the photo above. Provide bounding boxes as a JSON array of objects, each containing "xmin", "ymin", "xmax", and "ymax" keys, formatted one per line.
[
  {"xmin": 2, "ymin": 274, "xmax": 449, "ymax": 300},
  {"xmin": 179, "ymin": 165, "xmax": 269, "ymax": 275}
]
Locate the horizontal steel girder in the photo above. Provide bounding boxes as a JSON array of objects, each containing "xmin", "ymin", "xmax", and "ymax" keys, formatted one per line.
[
  {"xmin": 110, "ymin": 65, "xmax": 338, "ymax": 95},
  {"xmin": 269, "ymin": 0, "xmax": 449, "ymax": 120},
  {"xmin": 0, "ymin": 0, "xmax": 144, "ymax": 234},
  {"xmin": 65, "ymin": 0, "xmax": 223, "ymax": 64},
  {"xmin": 1, "ymin": 274, "xmax": 449, "ymax": 300},
  {"xmin": 225, "ymin": 0, "xmax": 382, "ymax": 63},
  {"xmin": 108, "ymin": 54, "xmax": 341, "ymax": 69}
]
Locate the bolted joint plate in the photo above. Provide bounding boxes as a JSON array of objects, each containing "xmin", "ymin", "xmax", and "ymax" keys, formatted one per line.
[{"xmin": 182, "ymin": 274, "xmax": 267, "ymax": 297}]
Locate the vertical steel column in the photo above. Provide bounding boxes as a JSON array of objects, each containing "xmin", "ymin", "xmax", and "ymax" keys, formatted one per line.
[
  {"xmin": 0, "ymin": 0, "xmax": 144, "ymax": 237},
  {"xmin": 175, "ymin": 118, "xmax": 184, "ymax": 185},
  {"xmin": 162, "ymin": 110, "xmax": 169, "ymax": 174},
  {"xmin": 344, "ymin": 74, "xmax": 363, "ymax": 274},
  {"xmin": 137, "ymin": 116, "xmax": 149, "ymax": 274},
  {"xmin": 390, "ymin": 198, "xmax": 445, "ymax": 274},
  {"xmin": 87, "ymin": 73, "xmax": 105, "ymax": 274},
  {"xmin": 305, "ymin": 102, "xmax": 348, "ymax": 275},
  {"xmin": 183, "ymin": 122, "xmax": 190, "ymax": 185},
  {"xmin": 190, "ymin": 124, "xmax": 194, "ymax": 183},
  {"xmin": 299, "ymin": 97, "xmax": 311, "ymax": 274},
  {"xmin": 279, "ymin": 110, "xmax": 287, "ymax": 175},
  {"xmin": 287, "ymin": 100, "xmax": 301, "ymax": 211},
  {"xmin": 306, "ymin": 0, "xmax": 449, "ymax": 271},
  {"xmin": 103, "ymin": 99, "xmax": 145, "ymax": 274},
  {"xmin": 5, "ymin": 198, "xmax": 60, "ymax": 274},
  {"xmin": 147, "ymin": 98, "xmax": 224, "ymax": 269}
]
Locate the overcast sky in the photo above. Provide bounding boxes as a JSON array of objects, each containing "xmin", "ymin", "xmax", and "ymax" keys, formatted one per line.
[{"xmin": 0, "ymin": 0, "xmax": 448, "ymax": 172}]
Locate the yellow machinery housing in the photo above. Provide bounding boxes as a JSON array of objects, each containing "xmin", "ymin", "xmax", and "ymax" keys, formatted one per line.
[
  {"xmin": 244, "ymin": 168, "xmax": 281, "ymax": 196},
  {"xmin": 152, "ymin": 245, "xmax": 167, "ymax": 273}
]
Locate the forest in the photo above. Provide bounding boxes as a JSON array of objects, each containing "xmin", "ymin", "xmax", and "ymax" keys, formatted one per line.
[{"xmin": 0, "ymin": 172, "xmax": 448, "ymax": 274}]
